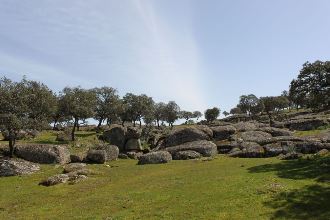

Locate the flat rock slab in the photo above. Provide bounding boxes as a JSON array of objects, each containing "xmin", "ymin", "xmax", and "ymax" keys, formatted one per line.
[
  {"xmin": 0, "ymin": 159, "xmax": 40, "ymax": 177},
  {"xmin": 165, "ymin": 140, "xmax": 217, "ymax": 157},
  {"xmin": 172, "ymin": 150, "xmax": 201, "ymax": 160},
  {"xmin": 14, "ymin": 145, "xmax": 70, "ymax": 164},
  {"xmin": 138, "ymin": 151, "xmax": 172, "ymax": 165}
]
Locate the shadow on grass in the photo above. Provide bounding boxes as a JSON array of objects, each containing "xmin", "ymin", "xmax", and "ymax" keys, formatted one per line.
[
  {"xmin": 248, "ymin": 156, "xmax": 330, "ymax": 182},
  {"xmin": 265, "ymin": 184, "xmax": 330, "ymax": 220},
  {"xmin": 248, "ymin": 156, "xmax": 330, "ymax": 219}
]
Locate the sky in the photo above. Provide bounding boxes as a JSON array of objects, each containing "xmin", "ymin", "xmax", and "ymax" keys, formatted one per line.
[{"xmin": 0, "ymin": 0, "xmax": 330, "ymax": 115}]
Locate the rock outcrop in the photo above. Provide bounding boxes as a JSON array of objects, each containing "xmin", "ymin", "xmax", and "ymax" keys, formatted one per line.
[
  {"xmin": 14, "ymin": 145, "xmax": 70, "ymax": 164},
  {"xmin": 0, "ymin": 159, "xmax": 40, "ymax": 177},
  {"xmin": 165, "ymin": 140, "xmax": 217, "ymax": 157},
  {"xmin": 138, "ymin": 151, "xmax": 172, "ymax": 165}
]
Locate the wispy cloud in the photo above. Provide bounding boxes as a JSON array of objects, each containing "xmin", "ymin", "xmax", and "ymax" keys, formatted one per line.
[{"xmin": 0, "ymin": 0, "xmax": 208, "ymax": 111}]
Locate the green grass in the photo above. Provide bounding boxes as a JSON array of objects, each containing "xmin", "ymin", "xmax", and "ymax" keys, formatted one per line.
[
  {"xmin": 1, "ymin": 155, "xmax": 329, "ymax": 220},
  {"xmin": 294, "ymin": 125, "xmax": 330, "ymax": 137}
]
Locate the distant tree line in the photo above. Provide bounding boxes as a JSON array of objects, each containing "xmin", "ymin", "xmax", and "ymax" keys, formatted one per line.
[
  {"xmin": 224, "ymin": 60, "xmax": 329, "ymax": 120},
  {"xmin": 0, "ymin": 76, "xmax": 209, "ymax": 155}
]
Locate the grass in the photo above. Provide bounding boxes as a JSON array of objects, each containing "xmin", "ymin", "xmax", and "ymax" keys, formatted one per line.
[
  {"xmin": 1, "ymin": 129, "xmax": 329, "ymax": 219},
  {"xmin": 294, "ymin": 125, "xmax": 330, "ymax": 137},
  {"xmin": 1, "ymin": 155, "xmax": 329, "ymax": 220}
]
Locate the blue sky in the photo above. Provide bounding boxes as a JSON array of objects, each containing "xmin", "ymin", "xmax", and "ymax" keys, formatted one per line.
[{"xmin": 0, "ymin": 0, "xmax": 330, "ymax": 115}]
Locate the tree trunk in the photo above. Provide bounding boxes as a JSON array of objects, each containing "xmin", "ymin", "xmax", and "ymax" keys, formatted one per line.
[
  {"xmin": 71, "ymin": 118, "xmax": 77, "ymax": 141},
  {"xmin": 157, "ymin": 120, "xmax": 160, "ymax": 128},
  {"xmin": 139, "ymin": 119, "xmax": 142, "ymax": 128},
  {"xmin": 53, "ymin": 119, "xmax": 58, "ymax": 130},
  {"xmin": 9, "ymin": 138, "xmax": 14, "ymax": 157},
  {"xmin": 133, "ymin": 121, "xmax": 136, "ymax": 127},
  {"xmin": 97, "ymin": 118, "xmax": 103, "ymax": 128}
]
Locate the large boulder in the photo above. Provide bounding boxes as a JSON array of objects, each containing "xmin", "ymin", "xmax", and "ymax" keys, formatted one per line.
[
  {"xmin": 286, "ymin": 118, "xmax": 328, "ymax": 131},
  {"xmin": 86, "ymin": 150, "xmax": 107, "ymax": 164},
  {"xmin": 294, "ymin": 141, "xmax": 330, "ymax": 154},
  {"xmin": 232, "ymin": 122, "xmax": 258, "ymax": 132},
  {"xmin": 70, "ymin": 153, "xmax": 86, "ymax": 163},
  {"xmin": 240, "ymin": 131, "xmax": 272, "ymax": 145},
  {"xmin": 165, "ymin": 140, "xmax": 217, "ymax": 157},
  {"xmin": 264, "ymin": 144, "xmax": 285, "ymax": 157},
  {"xmin": 172, "ymin": 150, "xmax": 201, "ymax": 160},
  {"xmin": 95, "ymin": 144, "xmax": 119, "ymax": 161},
  {"xmin": 211, "ymin": 125, "xmax": 237, "ymax": 141},
  {"xmin": 278, "ymin": 152, "xmax": 303, "ymax": 160},
  {"xmin": 163, "ymin": 126, "xmax": 212, "ymax": 147},
  {"xmin": 126, "ymin": 151, "xmax": 143, "ymax": 159},
  {"xmin": 125, "ymin": 139, "xmax": 143, "ymax": 151},
  {"xmin": 14, "ymin": 145, "xmax": 70, "ymax": 164},
  {"xmin": 138, "ymin": 151, "xmax": 172, "ymax": 165},
  {"xmin": 0, "ymin": 159, "xmax": 40, "ymax": 177},
  {"xmin": 56, "ymin": 131, "xmax": 71, "ymax": 142},
  {"xmin": 259, "ymin": 127, "xmax": 293, "ymax": 137},
  {"xmin": 239, "ymin": 142, "xmax": 265, "ymax": 158},
  {"xmin": 63, "ymin": 163, "xmax": 86, "ymax": 173},
  {"xmin": 216, "ymin": 141, "xmax": 239, "ymax": 154},
  {"xmin": 103, "ymin": 126, "xmax": 126, "ymax": 151},
  {"xmin": 125, "ymin": 127, "xmax": 142, "ymax": 139},
  {"xmin": 2, "ymin": 130, "xmax": 28, "ymax": 141}
]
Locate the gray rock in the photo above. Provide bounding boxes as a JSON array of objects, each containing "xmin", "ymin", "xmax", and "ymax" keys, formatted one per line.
[
  {"xmin": 63, "ymin": 163, "xmax": 86, "ymax": 173},
  {"xmin": 286, "ymin": 118, "xmax": 328, "ymax": 131},
  {"xmin": 165, "ymin": 140, "xmax": 217, "ymax": 157},
  {"xmin": 164, "ymin": 126, "xmax": 212, "ymax": 147},
  {"xmin": 0, "ymin": 159, "xmax": 40, "ymax": 177},
  {"xmin": 228, "ymin": 147, "xmax": 243, "ymax": 157},
  {"xmin": 240, "ymin": 131, "xmax": 272, "ymax": 145},
  {"xmin": 95, "ymin": 144, "xmax": 119, "ymax": 161},
  {"xmin": 39, "ymin": 173, "xmax": 88, "ymax": 186},
  {"xmin": 15, "ymin": 145, "xmax": 70, "ymax": 164},
  {"xmin": 125, "ymin": 139, "xmax": 143, "ymax": 151},
  {"xmin": 2, "ymin": 130, "xmax": 28, "ymax": 141},
  {"xmin": 118, "ymin": 153, "xmax": 129, "ymax": 159},
  {"xmin": 216, "ymin": 141, "xmax": 239, "ymax": 154},
  {"xmin": 55, "ymin": 132, "xmax": 71, "ymax": 142},
  {"xmin": 264, "ymin": 144, "xmax": 284, "ymax": 157},
  {"xmin": 125, "ymin": 127, "xmax": 142, "ymax": 139},
  {"xmin": 259, "ymin": 127, "xmax": 293, "ymax": 137},
  {"xmin": 103, "ymin": 126, "xmax": 126, "ymax": 151},
  {"xmin": 294, "ymin": 141, "xmax": 329, "ymax": 154},
  {"xmin": 239, "ymin": 142, "xmax": 265, "ymax": 158},
  {"xmin": 211, "ymin": 125, "xmax": 237, "ymax": 141},
  {"xmin": 138, "ymin": 151, "xmax": 172, "ymax": 165},
  {"xmin": 126, "ymin": 151, "xmax": 143, "ymax": 159},
  {"xmin": 172, "ymin": 150, "xmax": 201, "ymax": 160},
  {"xmin": 232, "ymin": 122, "xmax": 258, "ymax": 132},
  {"xmin": 70, "ymin": 154, "xmax": 86, "ymax": 163},
  {"xmin": 39, "ymin": 174, "xmax": 70, "ymax": 186},
  {"xmin": 316, "ymin": 149, "xmax": 329, "ymax": 156},
  {"xmin": 278, "ymin": 152, "xmax": 302, "ymax": 160},
  {"xmin": 86, "ymin": 150, "xmax": 107, "ymax": 164}
]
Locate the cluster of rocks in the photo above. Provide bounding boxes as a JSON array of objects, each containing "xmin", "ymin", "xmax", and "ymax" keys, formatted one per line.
[
  {"xmin": 39, "ymin": 163, "xmax": 89, "ymax": 186},
  {"xmin": 1, "ymin": 129, "xmax": 40, "ymax": 141},
  {"xmin": 213, "ymin": 121, "xmax": 330, "ymax": 158},
  {"xmin": 136, "ymin": 126, "xmax": 217, "ymax": 165},
  {"xmin": 101, "ymin": 125, "xmax": 143, "ymax": 152}
]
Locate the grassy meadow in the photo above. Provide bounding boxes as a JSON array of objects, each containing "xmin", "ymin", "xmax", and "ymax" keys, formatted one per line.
[{"xmin": 0, "ymin": 129, "xmax": 329, "ymax": 219}]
